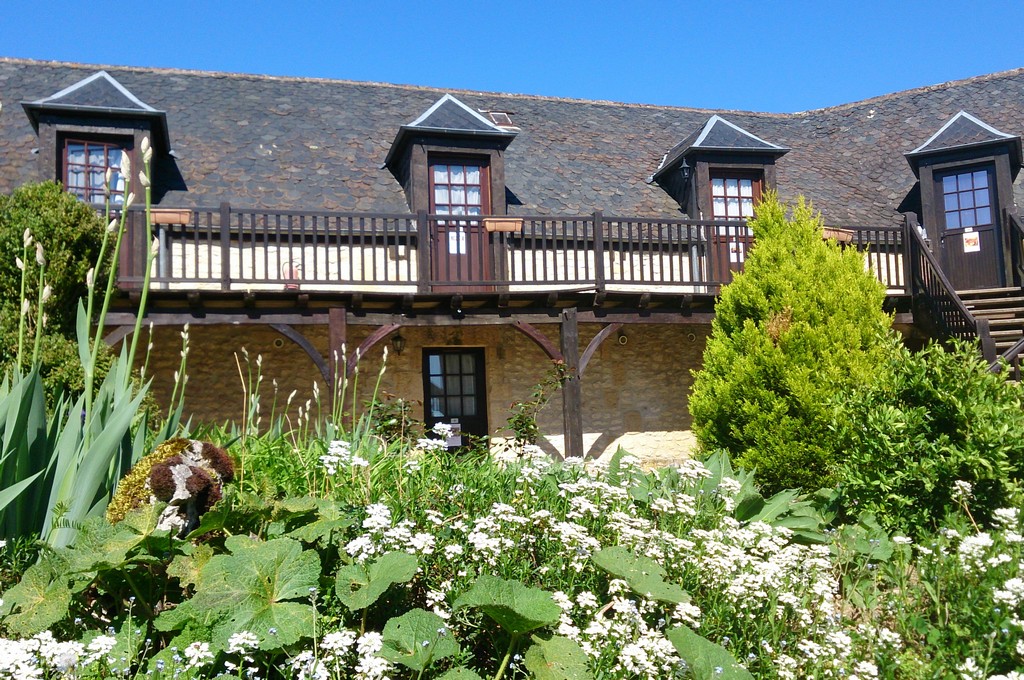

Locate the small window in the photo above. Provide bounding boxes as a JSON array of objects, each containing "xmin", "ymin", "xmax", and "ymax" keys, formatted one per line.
[
  {"xmin": 430, "ymin": 159, "xmax": 489, "ymax": 218},
  {"xmin": 941, "ymin": 167, "xmax": 993, "ymax": 230},
  {"xmin": 710, "ymin": 173, "xmax": 761, "ymax": 220},
  {"xmin": 63, "ymin": 138, "xmax": 130, "ymax": 205}
]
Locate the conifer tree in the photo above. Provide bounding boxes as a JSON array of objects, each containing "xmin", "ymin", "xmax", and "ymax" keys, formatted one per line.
[{"xmin": 689, "ymin": 194, "xmax": 894, "ymax": 493}]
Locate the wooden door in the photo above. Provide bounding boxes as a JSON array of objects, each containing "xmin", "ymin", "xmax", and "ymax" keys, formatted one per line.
[
  {"xmin": 430, "ymin": 159, "xmax": 492, "ymax": 291},
  {"xmin": 936, "ymin": 166, "xmax": 1004, "ymax": 290},
  {"xmin": 708, "ymin": 173, "xmax": 760, "ymax": 282},
  {"xmin": 423, "ymin": 348, "xmax": 488, "ymax": 445}
]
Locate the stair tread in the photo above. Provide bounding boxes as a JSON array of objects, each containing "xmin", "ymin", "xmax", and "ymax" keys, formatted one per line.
[
  {"xmin": 983, "ymin": 318, "xmax": 1024, "ymax": 326},
  {"xmin": 957, "ymin": 287, "xmax": 1022, "ymax": 296},
  {"xmin": 966, "ymin": 296, "xmax": 1024, "ymax": 307}
]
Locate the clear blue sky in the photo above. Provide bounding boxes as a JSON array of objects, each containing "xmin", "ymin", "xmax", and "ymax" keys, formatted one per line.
[{"xmin": 3, "ymin": 1, "xmax": 1022, "ymax": 113}]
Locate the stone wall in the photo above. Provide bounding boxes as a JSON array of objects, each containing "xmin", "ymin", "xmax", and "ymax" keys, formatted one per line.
[{"xmin": 139, "ymin": 319, "xmax": 708, "ymax": 463}]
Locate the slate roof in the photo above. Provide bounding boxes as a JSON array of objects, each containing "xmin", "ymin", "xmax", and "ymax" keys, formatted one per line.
[{"xmin": 3, "ymin": 58, "xmax": 1024, "ymax": 226}]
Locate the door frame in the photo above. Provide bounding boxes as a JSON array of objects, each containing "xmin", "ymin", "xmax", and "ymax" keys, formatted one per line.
[{"xmin": 421, "ymin": 347, "xmax": 488, "ymax": 445}]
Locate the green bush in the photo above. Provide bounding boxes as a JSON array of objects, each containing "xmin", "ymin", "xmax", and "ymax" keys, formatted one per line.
[
  {"xmin": 0, "ymin": 182, "xmax": 111, "ymax": 398},
  {"xmin": 834, "ymin": 339, "xmax": 1024, "ymax": 533},
  {"xmin": 689, "ymin": 194, "xmax": 894, "ymax": 494}
]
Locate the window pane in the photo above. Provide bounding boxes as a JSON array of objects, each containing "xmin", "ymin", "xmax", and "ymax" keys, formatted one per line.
[
  {"xmin": 451, "ymin": 186, "xmax": 466, "ymax": 205},
  {"xmin": 726, "ymin": 179, "xmax": 739, "ymax": 196},
  {"xmin": 433, "ymin": 165, "xmax": 448, "ymax": 183},
  {"xmin": 944, "ymin": 194, "xmax": 959, "ymax": 211},
  {"xmin": 466, "ymin": 186, "xmax": 481, "ymax": 205},
  {"xmin": 973, "ymin": 170, "xmax": 988, "ymax": 188},
  {"xmin": 942, "ymin": 175, "xmax": 957, "ymax": 193},
  {"xmin": 958, "ymin": 173, "xmax": 973, "ymax": 191},
  {"xmin": 451, "ymin": 206, "xmax": 465, "ymax": 215},
  {"xmin": 946, "ymin": 211, "xmax": 960, "ymax": 229},
  {"xmin": 450, "ymin": 166, "xmax": 464, "ymax": 184},
  {"xmin": 961, "ymin": 210, "xmax": 976, "ymax": 227},
  {"xmin": 88, "ymin": 146, "xmax": 106, "ymax": 166},
  {"xmin": 430, "ymin": 398, "xmax": 443, "ymax": 417},
  {"xmin": 444, "ymin": 354, "xmax": 460, "ymax": 373},
  {"xmin": 976, "ymin": 207, "xmax": 991, "ymax": 225},
  {"xmin": 712, "ymin": 177, "xmax": 725, "ymax": 194},
  {"xmin": 446, "ymin": 397, "xmax": 462, "ymax": 416},
  {"xmin": 960, "ymin": 192, "xmax": 975, "ymax": 209},
  {"xmin": 67, "ymin": 144, "xmax": 85, "ymax": 165},
  {"xmin": 461, "ymin": 376, "xmax": 476, "ymax": 394},
  {"xmin": 465, "ymin": 166, "xmax": 480, "ymax": 184},
  {"xmin": 975, "ymin": 188, "xmax": 990, "ymax": 207},
  {"xmin": 67, "ymin": 169, "xmax": 84, "ymax": 188},
  {"xmin": 713, "ymin": 197, "xmax": 726, "ymax": 216},
  {"xmin": 434, "ymin": 187, "xmax": 450, "ymax": 205},
  {"xmin": 108, "ymin": 149, "xmax": 122, "ymax": 170},
  {"xmin": 727, "ymin": 197, "xmax": 740, "ymax": 216},
  {"xmin": 428, "ymin": 355, "xmax": 441, "ymax": 374},
  {"xmin": 461, "ymin": 354, "xmax": 474, "ymax": 372},
  {"xmin": 741, "ymin": 198, "xmax": 754, "ymax": 217},
  {"xmin": 462, "ymin": 397, "xmax": 476, "ymax": 416},
  {"xmin": 739, "ymin": 180, "xmax": 753, "ymax": 197}
]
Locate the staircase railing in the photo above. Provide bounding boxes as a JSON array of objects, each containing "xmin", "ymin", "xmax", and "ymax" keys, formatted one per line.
[
  {"xmin": 905, "ymin": 214, "xmax": 996, "ymax": 361},
  {"xmin": 987, "ymin": 209, "xmax": 1024, "ymax": 376}
]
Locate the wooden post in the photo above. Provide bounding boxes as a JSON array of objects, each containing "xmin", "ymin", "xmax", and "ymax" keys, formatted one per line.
[
  {"xmin": 328, "ymin": 307, "xmax": 347, "ymax": 405},
  {"xmin": 593, "ymin": 210, "xmax": 605, "ymax": 290},
  {"xmin": 219, "ymin": 202, "xmax": 231, "ymax": 291},
  {"xmin": 416, "ymin": 210, "xmax": 430, "ymax": 293},
  {"xmin": 560, "ymin": 307, "xmax": 584, "ymax": 459}
]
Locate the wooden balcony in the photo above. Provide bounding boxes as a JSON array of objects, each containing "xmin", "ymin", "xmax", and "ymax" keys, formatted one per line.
[{"xmin": 117, "ymin": 205, "xmax": 909, "ymax": 299}]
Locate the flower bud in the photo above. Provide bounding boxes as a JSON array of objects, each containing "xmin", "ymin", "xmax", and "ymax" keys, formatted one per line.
[
  {"xmin": 108, "ymin": 218, "xmax": 118, "ymax": 233},
  {"xmin": 141, "ymin": 137, "xmax": 150, "ymax": 155},
  {"xmin": 139, "ymin": 170, "xmax": 150, "ymax": 188},
  {"xmin": 21, "ymin": 299, "xmax": 30, "ymax": 315},
  {"xmin": 125, "ymin": 192, "xmax": 135, "ymax": 208},
  {"xmin": 15, "ymin": 256, "xmax": 23, "ymax": 271},
  {"xmin": 121, "ymin": 154, "xmax": 131, "ymax": 178},
  {"xmin": 35, "ymin": 242, "xmax": 44, "ymax": 266},
  {"xmin": 86, "ymin": 267, "xmax": 95, "ymax": 290},
  {"xmin": 23, "ymin": 229, "xmax": 32, "ymax": 248},
  {"xmin": 151, "ymin": 238, "xmax": 160, "ymax": 256},
  {"xmin": 42, "ymin": 284, "xmax": 52, "ymax": 302},
  {"xmin": 40, "ymin": 313, "xmax": 48, "ymax": 328}
]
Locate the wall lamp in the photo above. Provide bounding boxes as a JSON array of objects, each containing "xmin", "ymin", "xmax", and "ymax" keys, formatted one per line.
[{"xmin": 391, "ymin": 332, "xmax": 407, "ymax": 355}]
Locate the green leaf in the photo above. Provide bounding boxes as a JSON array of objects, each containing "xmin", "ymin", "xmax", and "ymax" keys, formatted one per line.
[
  {"xmin": 524, "ymin": 634, "xmax": 593, "ymax": 680},
  {"xmin": 437, "ymin": 669, "xmax": 486, "ymax": 680},
  {"xmin": 188, "ymin": 536, "xmax": 320, "ymax": 649},
  {"xmin": 335, "ymin": 551, "xmax": 418, "ymax": 612},
  {"xmin": 1, "ymin": 553, "xmax": 73, "ymax": 635},
  {"xmin": 379, "ymin": 608, "xmax": 460, "ymax": 671},
  {"xmin": 453, "ymin": 575, "xmax": 560, "ymax": 635},
  {"xmin": 666, "ymin": 625, "xmax": 754, "ymax": 680},
  {"xmin": 286, "ymin": 500, "xmax": 354, "ymax": 545},
  {"xmin": 591, "ymin": 546, "xmax": 689, "ymax": 604}
]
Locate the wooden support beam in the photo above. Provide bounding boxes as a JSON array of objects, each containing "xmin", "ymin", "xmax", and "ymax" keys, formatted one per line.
[
  {"xmin": 498, "ymin": 293, "xmax": 510, "ymax": 309},
  {"xmin": 187, "ymin": 292, "xmax": 201, "ymax": 309},
  {"xmin": 513, "ymin": 320, "xmax": 563, "ymax": 361},
  {"xmin": 547, "ymin": 292, "xmax": 559, "ymax": 308},
  {"xmin": 638, "ymin": 292, "xmax": 651, "ymax": 310},
  {"xmin": 297, "ymin": 294, "xmax": 310, "ymax": 309},
  {"xmin": 593, "ymin": 291, "xmax": 606, "ymax": 308},
  {"xmin": 450, "ymin": 294, "xmax": 464, "ymax": 314},
  {"xmin": 351, "ymin": 292, "xmax": 364, "ymax": 311},
  {"xmin": 560, "ymin": 307, "xmax": 585, "ymax": 460},
  {"xmin": 401, "ymin": 294, "xmax": 414, "ymax": 312},
  {"xmin": 328, "ymin": 307, "xmax": 347, "ymax": 387},
  {"xmin": 102, "ymin": 325, "xmax": 134, "ymax": 346},
  {"xmin": 579, "ymin": 322, "xmax": 623, "ymax": 378},
  {"xmin": 347, "ymin": 323, "xmax": 400, "ymax": 377},
  {"xmin": 271, "ymin": 324, "xmax": 331, "ymax": 386},
  {"xmin": 243, "ymin": 291, "xmax": 256, "ymax": 308}
]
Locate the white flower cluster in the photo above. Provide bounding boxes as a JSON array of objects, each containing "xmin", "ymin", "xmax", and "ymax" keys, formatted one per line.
[{"xmin": 320, "ymin": 439, "xmax": 368, "ymax": 475}]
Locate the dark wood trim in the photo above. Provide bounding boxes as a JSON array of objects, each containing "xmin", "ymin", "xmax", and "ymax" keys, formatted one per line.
[
  {"xmin": 578, "ymin": 322, "xmax": 622, "ymax": 378},
  {"xmin": 102, "ymin": 325, "xmax": 134, "ymax": 346},
  {"xmin": 328, "ymin": 307, "xmax": 347, "ymax": 388},
  {"xmin": 512, "ymin": 320, "xmax": 563, "ymax": 361},
  {"xmin": 347, "ymin": 323, "xmax": 400, "ymax": 377},
  {"xmin": 560, "ymin": 307, "xmax": 584, "ymax": 459},
  {"xmin": 270, "ymin": 323, "xmax": 331, "ymax": 385}
]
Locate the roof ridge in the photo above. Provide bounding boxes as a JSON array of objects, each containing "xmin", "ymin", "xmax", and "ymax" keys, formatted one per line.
[
  {"xmin": 4, "ymin": 57, "xmax": 1024, "ymax": 119},
  {"xmin": 793, "ymin": 67, "xmax": 1024, "ymax": 115}
]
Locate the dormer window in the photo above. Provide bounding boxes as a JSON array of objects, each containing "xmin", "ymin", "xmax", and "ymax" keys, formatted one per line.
[
  {"xmin": 905, "ymin": 111, "xmax": 1022, "ymax": 290},
  {"xmin": 63, "ymin": 137, "xmax": 129, "ymax": 204},
  {"xmin": 21, "ymin": 70, "xmax": 170, "ymax": 205},
  {"xmin": 652, "ymin": 115, "xmax": 787, "ymax": 219}
]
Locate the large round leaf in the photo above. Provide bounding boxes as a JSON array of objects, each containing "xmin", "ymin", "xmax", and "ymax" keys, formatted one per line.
[{"xmin": 453, "ymin": 575, "xmax": 560, "ymax": 635}]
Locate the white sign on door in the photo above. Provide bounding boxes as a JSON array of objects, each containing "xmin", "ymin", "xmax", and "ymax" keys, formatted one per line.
[{"xmin": 448, "ymin": 228, "xmax": 467, "ymax": 255}]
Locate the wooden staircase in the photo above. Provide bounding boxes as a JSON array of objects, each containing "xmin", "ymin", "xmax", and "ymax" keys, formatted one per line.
[{"xmin": 959, "ymin": 287, "xmax": 1024, "ymax": 353}]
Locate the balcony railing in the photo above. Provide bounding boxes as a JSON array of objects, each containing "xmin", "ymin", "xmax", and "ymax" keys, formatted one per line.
[{"xmin": 116, "ymin": 205, "xmax": 908, "ymax": 296}]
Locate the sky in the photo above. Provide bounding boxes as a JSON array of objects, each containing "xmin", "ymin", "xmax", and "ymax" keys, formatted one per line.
[{"xmin": 2, "ymin": 1, "xmax": 1023, "ymax": 113}]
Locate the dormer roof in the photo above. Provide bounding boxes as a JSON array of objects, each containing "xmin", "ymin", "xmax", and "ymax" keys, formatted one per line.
[
  {"xmin": 385, "ymin": 94, "xmax": 516, "ymax": 169},
  {"xmin": 652, "ymin": 114, "xmax": 788, "ymax": 182},
  {"xmin": 905, "ymin": 111, "xmax": 1022, "ymax": 175},
  {"xmin": 21, "ymin": 70, "xmax": 170, "ymax": 151}
]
